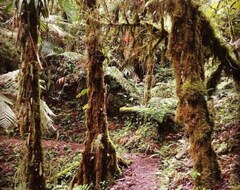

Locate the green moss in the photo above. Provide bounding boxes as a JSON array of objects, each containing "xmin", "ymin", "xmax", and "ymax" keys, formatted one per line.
[{"xmin": 181, "ymin": 79, "xmax": 206, "ymax": 98}]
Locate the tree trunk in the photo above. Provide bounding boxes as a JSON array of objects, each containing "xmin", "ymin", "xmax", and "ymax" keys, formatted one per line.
[
  {"xmin": 17, "ymin": 1, "xmax": 45, "ymax": 189},
  {"xmin": 73, "ymin": 2, "xmax": 120, "ymax": 190},
  {"xmin": 166, "ymin": 0, "xmax": 221, "ymax": 189},
  {"xmin": 143, "ymin": 56, "xmax": 154, "ymax": 105}
]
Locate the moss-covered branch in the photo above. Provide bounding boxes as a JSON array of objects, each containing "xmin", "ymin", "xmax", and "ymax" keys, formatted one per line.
[{"xmin": 201, "ymin": 15, "xmax": 240, "ymax": 90}]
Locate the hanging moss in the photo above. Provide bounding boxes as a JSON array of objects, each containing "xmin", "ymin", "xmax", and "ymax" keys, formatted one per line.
[
  {"xmin": 166, "ymin": 0, "xmax": 221, "ymax": 189},
  {"xmin": 71, "ymin": 2, "xmax": 120, "ymax": 189}
]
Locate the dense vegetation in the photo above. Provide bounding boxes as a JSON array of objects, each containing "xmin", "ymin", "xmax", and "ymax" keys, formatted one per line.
[{"xmin": 0, "ymin": 0, "xmax": 239, "ymax": 189}]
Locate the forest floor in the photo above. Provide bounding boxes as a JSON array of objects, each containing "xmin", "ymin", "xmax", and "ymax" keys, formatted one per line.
[
  {"xmin": 0, "ymin": 79, "xmax": 240, "ymax": 190},
  {"xmin": 0, "ymin": 137, "xmax": 160, "ymax": 190},
  {"xmin": 1, "ymin": 120, "xmax": 240, "ymax": 190}
]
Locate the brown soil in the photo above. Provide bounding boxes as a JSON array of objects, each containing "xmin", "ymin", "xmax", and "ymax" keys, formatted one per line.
[{"xmin": 110, "ymin": 154, "xmax": 160, "ymax": 190}]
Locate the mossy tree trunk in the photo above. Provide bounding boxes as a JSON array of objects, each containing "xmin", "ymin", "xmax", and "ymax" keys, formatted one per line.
[
  {"xmin": 73, "ymin": 2, "xmax": 120, "ymax": 190},
  {"xmin": 17, "ymin": 1, "xmax": 45, "ymax": 189},
  {"xmin": 166, "ymin": 0, "xmax": 221, "ymax": 189}
]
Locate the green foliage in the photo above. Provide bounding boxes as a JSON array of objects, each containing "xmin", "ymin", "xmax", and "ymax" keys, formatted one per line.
[
  {"xmin": 48, "ymin": 161, "xmax": 80, "ymax": 183},
  {"xmin": 201, "ymin": 0, "xmax": 240, "ymax": 41},
  {"xmin": 213, "ymin": 78, "xmax": 240, "ymax": 124},
  {"xmin": 214, "ymin": 141, "xmax": 228, "ymax": 154},
  {"xmin": 44, "ymin": 148, "xmax": 82, "ymax": 188},
  {"xmin": 40, "ymin": 100, "xmax": 56, "ymax": 131},
  {"xmin": 111, "ymin": 120, "xmax": 160, "ymax": 153},
  {"xmin": 60, "ymin": 52, "xmax": 82, "ymax": 61},
  {"xmin": 72, "ymin": 184, "xmax": 92, "ymax": 190},
  {"xmin": 191, "ymin": 170, "xmax": 201, "ymax": 179},
  {"xmin": 0, "ymin": 71, "xmax": 56, "ymax": 132},
  {"xmin": 105, "ymin": 66, "xmax": 141, "ymax": 98},
  {"xmin": 41, "ymin": 40, "xmax": 63, "ymax": 56},
  {"xmin": 156, "ymin": 139, "xmax": 192, "ymax": 189},
  {"xmin": 76, "ymin": 88, "xmax": 88, "ymax": 98},
  {"xmin": 120, "ymin": 98, "xmax": 177, "ymax": 123},
  {"xmin": 58, "ymin": 0, "xmax": 81, "ymax": 22}
]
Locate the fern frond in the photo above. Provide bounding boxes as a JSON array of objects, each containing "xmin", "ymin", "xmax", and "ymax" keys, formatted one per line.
[
  {"xmin": 0, "ymin": 95, "xmax": 16, "ymax": 129},
  {"xmin": 105, "ymin": 66, "xmax": 141, "ymax": 98},
  {"xmin": 0, "ymin": 70, "xmax": 18, "ymax": 95},
  {"xmin": 48, "ymin": 23, "xmax": 72, "ymax": 37},
  {"xmin": 40, "ymin": 100, "xmax": 56, "ymax": 131},
  {"xmin": 60, "ymin": 51, "xmax": 82, "ymax": 61},
  {"xmin": 58, "ymin": 0, "xmax": 81, "ymax": 22},
  {"xmin": 41, "ymin": 40, "xmax": 56, "ymax": 56},
  {"xmin": 0, "ymin": 93, "xmax": 12, "ymax": 105},
  {"xmin": 148, "ymin": 97, "xmax": 177, "ymax": 109},
  {"xmin": 0, "ymin": 71, "xmax": 55, "ymax": 132},
  {"xmin": 0, "ymin": 70, "xmax": 18, "ymax": 84},
  {"xmin": 120, "ymin": 98, "xmax": 177, "ymax": 123}
]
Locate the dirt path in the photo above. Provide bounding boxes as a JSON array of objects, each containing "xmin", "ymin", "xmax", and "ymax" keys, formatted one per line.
[
  {"xmin": 0, "ymin": 137, "xmax": 160, "ymax": 190},
  {"xmin": 110, "ymin": 153, "xmax": 160, "ymax": 190}
]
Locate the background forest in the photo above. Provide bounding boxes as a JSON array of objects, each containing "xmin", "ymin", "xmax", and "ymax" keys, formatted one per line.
[{"xmin": 0, "ymin": 0, "xmax": 240, "ymax": 189}]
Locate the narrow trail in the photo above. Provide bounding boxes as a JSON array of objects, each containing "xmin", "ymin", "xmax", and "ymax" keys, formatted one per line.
[
  {"xmin": 1, "ymin": 137, "xmax": 160, "ymax": 190},
  {"xmin": 110, "ymin": 153, "xmax": 160, "ymax": 190}
]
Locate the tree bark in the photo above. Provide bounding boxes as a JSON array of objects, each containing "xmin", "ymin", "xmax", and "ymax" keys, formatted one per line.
[
  {"xmin": 73, "ymin": 2, "xmax": 120, "ymax": 190},
  {"xmin": 143, "ymin": 56, "xmax": 154, "ymax": 105},
  {"xmin": 166, "ymin": 0, "xmax": 221, "ymax": 189},
  {"xmin": 17, "ymin": 1, "xmax": 45, "ymax": 189}
]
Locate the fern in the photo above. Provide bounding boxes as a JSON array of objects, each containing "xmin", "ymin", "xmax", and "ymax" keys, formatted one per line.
[
  {"xmin": 41, "ymin": 40, "xmax": 57, "ymax": 56},
  {"xmin": 40, "ymin": 100, "xmax": 56, "ymax": 131},
  {"xmin": 105, "ymin": 66, "xmax": 141, "ymax": 98},
  {"xmin": 120, "ymin": 97, "xmax": 177, "ymax": 123},
  {"xmin": 0, "ymin": 71, "xmax": 55, "ymax": 132},
  {"xmin": 0, "ymin": 70, "xmax": 18, "ymax": 95},
  {"xmin": 58, "ymin": 0, "xmax": 81, "ymax": 23},
  {"xmin": 0, "ymin": 71, "xmax": 18, "ymax": 130},
  {"xmin": 48, "ymin": 23, "xmax": 72, "ymax": 37},
  {"xmin": 0, "ymin": 94, "xmax": 16, "ymax": 129},
  {"xmin": 60, "ymin": 51, "xmax": 82, "ymax": 61}
]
